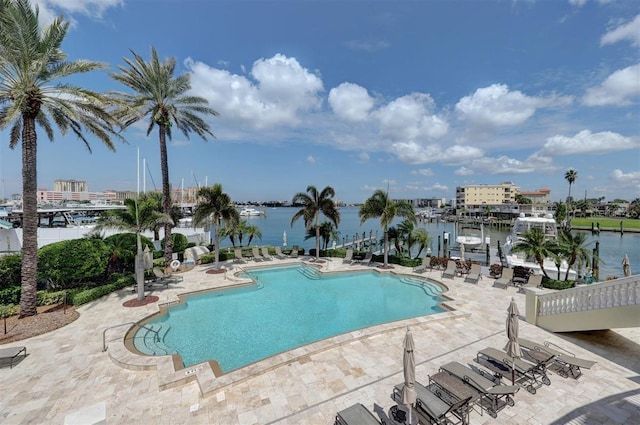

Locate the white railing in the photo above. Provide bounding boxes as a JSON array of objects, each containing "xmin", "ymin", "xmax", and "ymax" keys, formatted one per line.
[{"xmin": 538, "ymin": 275, "xmax": 640, "ymax": 317}]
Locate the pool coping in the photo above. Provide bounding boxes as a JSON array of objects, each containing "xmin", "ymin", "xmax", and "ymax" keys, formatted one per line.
[{"xmin": 107, "ymin": 261, "xmax": 469, "ymax": 397}]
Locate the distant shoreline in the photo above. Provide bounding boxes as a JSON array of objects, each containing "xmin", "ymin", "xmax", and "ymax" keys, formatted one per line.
[{"xmin": 570, "ymin": 226, "xmax": 640, "ymax": 233}]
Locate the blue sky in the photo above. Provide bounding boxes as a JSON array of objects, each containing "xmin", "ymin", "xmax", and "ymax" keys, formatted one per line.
[{"xmin": 0, "ymin": 0, "xmax": 638, "ymax": 204}]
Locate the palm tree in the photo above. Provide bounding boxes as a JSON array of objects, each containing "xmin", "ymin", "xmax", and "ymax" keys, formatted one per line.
[
  {"xmin": 397, "ymin": 219, "xmax": 416, "ymax": 258},
  {"xmin": 110, "ymin": 47, "xmax": 219, "ymax": 268},
  {"xmin": 359, "ymin": 189, "xmax": 415, "ymax": 268},
  {"xmin": 0, "ymin": 0, "xmax": 121, "ymax": 317},
  {"xmin": 244, "ymin": 223, "xmax": 262, "ymax": 246},
  {"xmin": 291, "ymin": 185, "xmax": 340, "ymax": 261},
  {"xmin": 557, "ymin": 229, "xmax": 592, "ymax": 281},
  {"xmin": 191, "ymin": 184, "xmax": 239, "ymax": 269},
  {"xmin": 509, "ymin": 228, "xmax": 555, "ymax": 278},
  {"xmin": 565, "ymin": 169, "xmax": 578, "ymax": 217},
  {"xmin": 95, "ymin": 195, "xmax": 170, "ymax": 236},
  {"xmin": 412, "ymin": 228, "xmax": 431, "ymax": 258}
]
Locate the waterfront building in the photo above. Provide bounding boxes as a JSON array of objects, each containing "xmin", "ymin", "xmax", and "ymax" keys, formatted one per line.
[{"xmin": 456, "ymin": 182, "xmax": 519, "ymax": 208}]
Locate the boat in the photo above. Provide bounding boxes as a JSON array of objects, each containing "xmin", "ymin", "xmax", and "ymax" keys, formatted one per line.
[
  {"xmin": 456, "ymin": 224, "xmax": 483, "ymax": 248},
  {"xmin": 503, "ymin": 213, "xmax": 577, "ymax": 279},
  {"xmin": 239, "ymin": 207, "xmax": 264, "ymax": 217}
]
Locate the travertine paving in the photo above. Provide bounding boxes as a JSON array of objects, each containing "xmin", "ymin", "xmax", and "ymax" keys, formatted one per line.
[{"xmin": 1, "ymin": 257, "xmax": 638, "ymax": 425}]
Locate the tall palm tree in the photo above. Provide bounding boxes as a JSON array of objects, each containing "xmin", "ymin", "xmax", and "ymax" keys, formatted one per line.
[
  {"xmin": 192, "ymin": 184, "xmax": 239, "ymax": 269},
  {"xmin": 557, "ymin": 229, "xmax": 592, "ymax": 281},
  {"xmin": 397, "ymin": 219, "xmax": 416, "ymax": 258},
  {"xmin": 412, "ymin": 228, "xmax": 430, "ymax": 258},
  {"xmin": 509, "ymin": 228, "xmax": 555, "ymax": 278},
  {"xmin": 359, "ymin": 189, "xmax": 415, "ymax": 268},
  {"xmin": 244, "ymin": 223, "xmax": 263, "ymax": 246},
  {"xmin": 110, "ymin": 47, "xmax": 219, "ymax": 268},
  {"xmin": 95, "ymin": 195, "xmax": 170, "ymax": 236},
  {"xmin": 291, "ymin": 185, "xmax": 340, "ymax": 261},
  {"xmin": 0, "ymin": 0, "xmax": 121, "ymax": 317},
  {"xmin": 565, "ymin": 169, "xmax": 578, "ymax": 218}
]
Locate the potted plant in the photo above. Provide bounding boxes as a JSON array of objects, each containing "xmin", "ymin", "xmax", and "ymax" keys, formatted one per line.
[{"xmin": 489, "ymin": 263, "xmax": 503, "ymax": 278}]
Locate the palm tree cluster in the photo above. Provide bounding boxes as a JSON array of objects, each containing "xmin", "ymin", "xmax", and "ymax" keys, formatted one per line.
[
  {"xmin": 510, "ymin": 227, "xmax": 592, "ymax": 281},
  {"xmin": 0, "ymin": 1, "xmax": 218, "ymax": 316},
  {"xmin": 291, "ymin": 185, "xmax": 340, "ymax": 262}
]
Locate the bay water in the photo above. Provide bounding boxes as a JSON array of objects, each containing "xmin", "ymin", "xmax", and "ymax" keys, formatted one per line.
[{"xmin": 215, "ymin": 206, "xmax": 637, "ymax": 281}]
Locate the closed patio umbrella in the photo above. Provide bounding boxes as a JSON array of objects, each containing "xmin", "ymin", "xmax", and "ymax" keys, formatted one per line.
[
  {"xmin": 283, "ymin": 231, "xmax": 287, "ymax": 247},
  {"xmin": 143, "ymin": 245, "xmax": 153, "ymax": 270},
  {"xmin": 459, "ymin": 243, "xmax": 465, "ymax": 262},
  {"xmin": 622, "ymin": 254, "xmax": 631, "ymax": 277},
  {"xmin": 401, "ymin": 327, "xmax": 417, "ymax": 424},
  {"xmin": 505, "ymin": 297, "xmax": 522, "ymax": 385}
]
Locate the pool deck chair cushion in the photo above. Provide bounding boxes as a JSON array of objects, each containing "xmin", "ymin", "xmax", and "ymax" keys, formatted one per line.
[
  {"xmin": 0, "ymin": 346, "xmax": 27, "ymax": 368},
  {"xmin": 252, "ymin": 247, "xmax": 264, "ymax": 261},
  {"xmin": 518, "ymin": 274, "xmax": 542, "ymax": 293},
  {"xmin": 334, "ymin": 403, "xmax": 384, "ymax": 425},
  {"xmin": 518, "ymin": 338, "xmax": 596, "ymax": 378},
  {"xmin": 440, "ymin": 361, "xmax": 519, "ymax": 418},
  {"xmin": 261, "ymin": 247, "xmax": 273, "ymax": 260},
  {"xmin": 234, "ymin": 248, "xmax": 247, "ymax": 263},
  {"xmin": 289, "ymin": 246, "xmax": 299, "ymax": 258},
  {"xmin": 464, "ymin": 264, "xmax": 482, "ymax": 284},
  {"xmin": 343, "ymin": 249, "xmax": 354, "ymax": 264},
  {"xmin": 414, "ymin": 256, "xmax": 429, "ymax": 273},
  {"xmin": 493, "ymin": 268, "xmax": 513, "ymax": 289},
  {"xmin": 274, "ymin": 246, "xmax": 287, "ymax": 259},
  {"xmin": 442, "ymin": 260, "xmax": 457, "ymax": 279}
]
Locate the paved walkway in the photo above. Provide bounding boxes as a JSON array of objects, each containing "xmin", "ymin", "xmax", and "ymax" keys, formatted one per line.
[{"xmin": 1, "ymin": 257, "xmax": 638, "ymax": 425}]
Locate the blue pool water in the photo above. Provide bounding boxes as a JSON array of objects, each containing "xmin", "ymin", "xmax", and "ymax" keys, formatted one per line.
[{"xmin": 134, "ymin": 265, "xmax": 445, "ymax": 372}]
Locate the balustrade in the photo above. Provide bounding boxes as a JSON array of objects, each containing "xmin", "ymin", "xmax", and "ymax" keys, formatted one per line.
[{"xmin": 538, "ymin": 276, "xmax": 640, "ymax": 317}]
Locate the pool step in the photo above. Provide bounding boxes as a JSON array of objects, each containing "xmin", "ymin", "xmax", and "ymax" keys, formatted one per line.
[
  {"xmin": 137, "ymin": 324, "xmax": 174, "ymax": 356},
  {"xmin": 399, "ymin": 277, "xmax": 443, "ymax": 297},
  {"xmin": 298, "ymin": 266, "xmax": 321, "ymax": 280}
]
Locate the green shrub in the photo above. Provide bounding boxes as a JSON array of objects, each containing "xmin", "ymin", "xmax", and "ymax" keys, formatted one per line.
[
  {"xmin": 104, "ymin": 233, "xmax": 154, "ymax": 273},
  {"xmin": 37, "ymin": 238, "xmax": 111, "ymax": 289},
  {"xmin": 162, "ymin": 233, "xmax": 189, "ymax": 254},
  {"xmin": 541, "ymin": 277, "xmax": 575, "ymax": 290},
  {"xmin": 0, "ymin": 286, "xmax": 21, "ymax": 305},
  {"xmin": 0, "ymin": 303, "xmax": 18, "ymax": 318},
  {"xmin": 69, "ymin": 275, "xmax": 134, "ymax": 306},
  {"xmin": 0, "ymin": 254, "xmax": 22, "ymax": 290},
  {"xmin": 36, "ymin": 290, "xmax": 68, "ymax": 306}
]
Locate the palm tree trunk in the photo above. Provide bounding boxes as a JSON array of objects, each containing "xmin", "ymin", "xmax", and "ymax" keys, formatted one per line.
[
  {"xmin": 315, "ymin": 224, "xmax": 320, "ymax": 261},
  {"xmin": 159, "ymin": 124, "xmax": 173, "ymax": 267},
  {"xmin": 19, "ymin": 117, "xmax": 38, "ymax": 317},
  {"xmin": 383, "ymin": 230, "xmax": 389, "ymax": 267},
  {"xmin": 214, "ymin": 218, "xmax": 220, "ymax": 268}
]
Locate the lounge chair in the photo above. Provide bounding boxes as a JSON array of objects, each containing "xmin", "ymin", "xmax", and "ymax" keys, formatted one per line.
[
  {"xmin": 152, "ymin": 267, "xmax": 183, "ymax": 284},
  {"xmin": 252, "ymin": 247, "xmax": 264, "ymax": 261},
  {"xmin": 439, "ymin": 361, "xmax": 519, "ymax": 418},
  {"xmin": 392, "ymin": 381, "xmax": 471, "ymax": 425},
  {"xmin": 334, "ymin": 403, "xmax": 385, "ymax": 425},
  {"xmin": 0, "ymin": 346, "xmax": 26, "ymax": 368},
  {"xmin": 261, "ymin": 247, "xmax": 273, "ymax": 261},
  {"xmin": 442, "ymin": 260, "xmax": 457, "ymax": 279},
  {"xmin": 518, "ymin": 338, "xmax": 596, "ymax": 378},
  {"xmin": 353, "ymin": 251, "xmax": 372, "ymax": 265},
  {"xmin": 476, "ymin": 347, "xmax": 553, "ymax": 394},
  {"xmin": 343, "ymin": 249, "xmax": 354, "ymax": 264},
  {"xmin": 518, "ymin": 274, "xmax": 542, "ymax": 293},
  {"xmin": 428, "ymin": 370, "xmax": 480, "ymax": 423},
  {"xmin": 289, "ymin": 246, "xmax": 299, "ymax": 258},
  {"xmin": 414, "ymin": 256, "xmax": 429, "ymax": 273},
  {"xmin": 274, "ymin": 246, "xmax": 287, "ymax": 259},
  {"xmin": 492, "ymin": 268, "xmax": 513, "ymax": 289},
  {"xmin": 464, "ymin": 264, "xmax": 481, "ymax": 284},
  {"xmin": 234, "ymin": 248, "xmax": 247, "ymax": 263}
]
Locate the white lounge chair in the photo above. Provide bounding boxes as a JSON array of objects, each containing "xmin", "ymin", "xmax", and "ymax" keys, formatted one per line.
[
  {"xmin": 518, "ymin": 274, "xmax": 542, "ymax": 293},
  {"xmin": 464, "ymin": 263, "xmax": 481, "ymax": 284},
  {"xmin": 343, "ymin": 249, "xmax": 354, "ymax": 264},
  {"xmin": 252, "ymin": 246, "xmax": 264, "ymax": 261},
  {"xmin": 414, "ymin": 256, "xmax": 429, "ymax": 273},
  {"xmin": 261, "ymin": 247, "xmax": 273, "ymax": 260},
  {"xmin": 274, "ymin": 246, "xmax": 287, "ymax": 259},
  {"xmin": 493, "ymin": 268, "xmax": 513, "ymax": 289},
  {"xmin": 234, "ymin": 248, "xmax": 247, "ymax": 263},
  {"xmin": 442, "ymin": 260, "xmax": 457, "ymax": 279}
]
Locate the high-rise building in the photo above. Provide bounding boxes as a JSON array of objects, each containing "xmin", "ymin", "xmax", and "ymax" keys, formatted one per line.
[
  {"xmin": 456, "ymin": 182, "xmax": 519, "ymax": 208},
  {"xmin": 54, "ymin": 179, "xmax": 87, "ymax": 193}
]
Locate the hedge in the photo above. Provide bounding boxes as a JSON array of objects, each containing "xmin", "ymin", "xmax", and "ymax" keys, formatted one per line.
[
  {"xmin": 69, "ymin": 275, "xmax": 134, "ymax": 306},
  {"xmin": 0, "ymin": 254, "xmax": 22, "ymax": 290}
]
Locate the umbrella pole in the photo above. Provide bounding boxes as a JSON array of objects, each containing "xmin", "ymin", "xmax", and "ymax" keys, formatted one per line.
[{"xmin": 511, "ymin": 357, "xmax": 515, "ymax": 385}]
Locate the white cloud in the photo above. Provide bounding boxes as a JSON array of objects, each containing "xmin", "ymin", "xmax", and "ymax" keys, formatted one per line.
[
  {"xmin": 185, "ymin": 54, "xmax": 323, "ymax": 130},
  {"xmin": 455, "ymin": 167, "xmax": 474, "ymax": 176},
  {"xmin": 455, "ymin": 84, "xmax": 572, "ymax": 128},
  {"xmin": 568, "ymin": 0, "xmax": 587, "ymax": 6},
  {"xmin": 389, "ymin": 142, "xmax": 482, "ymax": 165},
  {"xmin": 411, "ymin": 168, "xmax": 434, "ymax": 177},
  {"xmin": 582, "ymin": 64, "xmax": 640, "ymax": 106},
  {"xmin": 373, "ymin": 93, "xmax": 448, "ymax": 140},
  {"xmin": 601, "ymin": 14, "xmax": 640, "ymax": 47},
  {"xmin": 610, "ymin": 169, "xmax": 640, "ymax": 188},
  {"xmin": 358, "ymin": 152, "xmax": 370, "ymax": 162},
  {"xmin": 307, "ymin": 155, "xmax": 316, "ymax": 164},
  {"xmin": 541, "ymin": 130, "xmax": 636, "ymax": 155},
  {"xmin": 328, "ymin": 83, "xmax": 375, "ymax": 122},
  {"xmin": 35, "ymin": 0, "xmax": 123, "ymax": 24}
]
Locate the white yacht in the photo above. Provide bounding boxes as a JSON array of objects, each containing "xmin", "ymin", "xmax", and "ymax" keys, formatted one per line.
[
  {"xmin": 239, "ymin": 207, "xmax": 264, "ymax": 217},
  {"xmin": 503, "ymin": 213, "xmax": 577, "ymax": 279}
]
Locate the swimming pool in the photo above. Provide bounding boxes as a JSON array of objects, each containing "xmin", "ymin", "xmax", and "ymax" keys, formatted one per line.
[{"xmin": 133, "ymin": 265, "xmax": 445, "ymax": 372}]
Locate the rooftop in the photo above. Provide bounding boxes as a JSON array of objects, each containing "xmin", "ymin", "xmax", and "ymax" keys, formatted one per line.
[{"xmin": 1, "ymin": 258, "xmax": 638, "ymax": 424}]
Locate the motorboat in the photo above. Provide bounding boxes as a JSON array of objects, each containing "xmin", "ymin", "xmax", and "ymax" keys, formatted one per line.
[
  {"xmin": 239, "ymin": 207, "xmax": 264, "ymax": 217},
  {"xmin": 503, "ymin": 213, "xmax": 577, "ymax": 279},
  {"xmin": 456, "ymin": 224, "xmax": 483, "ymax": 248}
]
